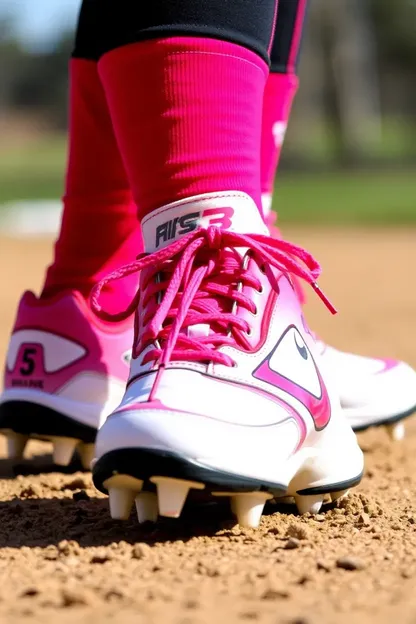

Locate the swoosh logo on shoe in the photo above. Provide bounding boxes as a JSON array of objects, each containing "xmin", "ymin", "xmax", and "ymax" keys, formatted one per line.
[
  {"xmin": 253, "ymin": 325, "xmax": 331, "ymax": 431},
  {"xmin": 294, "ymin": 331, "xmax": 308, "ymax": 360}
]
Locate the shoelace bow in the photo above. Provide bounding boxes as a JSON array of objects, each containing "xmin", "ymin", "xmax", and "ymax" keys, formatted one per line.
[{"xmin": 91, "ymin": 227, "xmax": 335, "ymax": 371}]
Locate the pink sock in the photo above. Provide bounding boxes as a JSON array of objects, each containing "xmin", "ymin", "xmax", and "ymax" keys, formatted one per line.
[
  {"xmin": 42, "ymin": 59, "xmax": 142, "ymax": 306},
  {"xmin": 260, "ymin": 72, "xmax": 298, "ymax": 218},
  {"xmin": 261, "ymin": 72, "xmax": 305, "ymax": 303},
  {"xmin": 99, "ymin": 38, "xmax": 268, "ymax": 219}
]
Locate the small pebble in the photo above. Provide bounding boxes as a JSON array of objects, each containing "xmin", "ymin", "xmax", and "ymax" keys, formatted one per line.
[
  {"xmin": 262, "ymin": 585, "xmax": 290, "ymax": 600},
  {"xmin": 61, "ymin": 587, "xmax": 96, "ymax": 607},
  {"xmin": 316, "ymin": 560, "xmax": 331, "ymax": 572},
  {"xmin": 90, "ymin": 551, "xmax": 112, "ymax": 564},
  {"xmin": 285, "ymin": 523, "xmax": 309, "ymax": 540},
  {"xmin": 336, "ymin": 556, "xmax": 365, "ymax": 571},
  {"xmin": 21, "ymin": 587, "xmax": 39, "ymax": 598},
  {"xmin": 284, "ymin": 538, "xmax": 300, "ymax": 550},
  {"xmin": 357, "ymin": 512, "xmax": 371, "ymax": 526},
  {"xmin": 43, "ymin": 549, "xmax": 58, "ymax": 561},
  {"xmin": 132, "ymin": 543, "xmax": 152, "ymax": 559}
]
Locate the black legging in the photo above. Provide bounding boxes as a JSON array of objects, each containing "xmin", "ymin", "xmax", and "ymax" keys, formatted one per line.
[
  {"xmin": 73, "ymin": 0, "xmax": 308, "ymax": 73},
  {"xmin": 270, "ymin": 0, "xmax": 309, "ymax": 74},
  {"xmin": 73, "ymin": 0, "xmax": 278, "ymax": 64}
]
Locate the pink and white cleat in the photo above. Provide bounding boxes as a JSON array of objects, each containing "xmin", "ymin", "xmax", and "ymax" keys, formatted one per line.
[
  {"xmin": 316, "ymin": 343, "xmax": 416, "ymax": 441},
  {"xmin": 263, "ymin": 197, "xmax": 416, "ymax": 441},
  {"xmin": 0, "ymin": 291, "xmax": 132, "ymax": 468},
  {"xmin": 91, "ymin": 192, "xmax": 364, "ymax": 528}
]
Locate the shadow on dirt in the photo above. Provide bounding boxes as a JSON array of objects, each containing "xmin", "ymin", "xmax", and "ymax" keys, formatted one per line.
[
  {"xmin": 0, "ymin": 495, "xmax": 240, "ymax": 548},
  {"xmin": 0, "ymin": 449, "xmax": 325, "ymax": 549},
  {"xmin": 0, "ymin": 488, "xmax": 305, "ymax": 549}
]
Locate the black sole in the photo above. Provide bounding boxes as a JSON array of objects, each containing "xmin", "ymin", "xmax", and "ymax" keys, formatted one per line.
[
  {"xmin": 352, "ymin": 403, "xmax": 416, "ymax": 433},
  {"xmin": 296, "ymin": 472, "xmax": 364, "ymax": 496},
  {"xmin": 0, "ymin": 401, "xmax": 97, "ymax": 444},
  {"xmin": 93, "ymin": 447, "xmax": 362, "ymax": 499},
  {"xmin": 93, "ymin": 448, "xmax": 288, "ymax": 496}
]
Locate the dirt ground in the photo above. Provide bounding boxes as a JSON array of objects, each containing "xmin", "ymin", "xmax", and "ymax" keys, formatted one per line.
[{"xmin": 0, "ymin": 228, "xmax": 416, "ymax": 624}]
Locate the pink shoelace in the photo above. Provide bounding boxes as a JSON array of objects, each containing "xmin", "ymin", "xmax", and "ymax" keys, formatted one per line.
[
  {"xmin": 265, "ymin": 211, "xmax": 306, "ymax": 305},
  {"xmin": 91, "ymin": 227, "xmax": 335, "ymax": 376}
]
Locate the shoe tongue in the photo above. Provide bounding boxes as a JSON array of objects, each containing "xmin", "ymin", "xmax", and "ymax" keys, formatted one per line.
[{"xmin": 141, "ymin": 191, "xmax": 268, "ymax": 253}]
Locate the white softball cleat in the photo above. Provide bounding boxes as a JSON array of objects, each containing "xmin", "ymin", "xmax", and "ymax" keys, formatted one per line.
[{"xmin": 92, "ymin": 192, "xmax": 364, "ymax": 529}]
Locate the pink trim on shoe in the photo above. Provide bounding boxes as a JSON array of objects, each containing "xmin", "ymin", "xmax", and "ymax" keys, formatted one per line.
[
  {"xmin": 253, "ymin": 328, "xmax": 331, "ymax": 431},
  {"xmin": 4, "ymin": 291, "xmax": 132, "ymax": 395},
  {"xmin": 377, "ymin": 358, "xmax": 400, "ymax": 374},
  {"xmin": 114, "ymin": 379, "xmax": 308, "ymax": 450}
]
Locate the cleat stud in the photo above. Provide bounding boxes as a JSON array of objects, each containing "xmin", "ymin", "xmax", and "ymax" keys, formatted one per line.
[
  {"xmin": 108, "ymin": 487, "xmax": 136, "ymax": 520},
  {"xmin": 231, "ymin": 492, "xmax": 272, "ymax": 529},
  {"xmin": 295, "ymin": 494, "xmax": 324, "ymax": 515},
  {"xmin": 331, "ymin": 489, "xmax": 349, "ymax": 503},
  {"xmin": 78, "ymin": 443, "xmax": 95, "ymax": 471},
  {"xmin": 6, "ymin": 432, "xmax": 29, "ymax": 460},
  {"xmin": 103, "ymin": 475, "xmax": 143, "ymax": 520},
  {"xmin": 135, "ymin": 492, "xmax": 158, "ymax": 524},
  {"xmin": 386, "ymin": 421, "xmax": 405, "ymax": 442},
  {"xmin": 150, "ymin": 477, "xmax": 204, "ymax": 519},
  {"xmin": 52, "ymin": 437, "xmax": 79, "ymax": 466}
]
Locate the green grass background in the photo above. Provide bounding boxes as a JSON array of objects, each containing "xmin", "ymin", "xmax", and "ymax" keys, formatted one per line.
[{"xmin": 1, "ymin": 135, "xmax": 415, "ymax": 225}]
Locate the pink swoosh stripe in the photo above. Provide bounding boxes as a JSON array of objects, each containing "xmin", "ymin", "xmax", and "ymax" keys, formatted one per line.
[{"xmin": 253, "ymin": 337, "xmax": 331, "ymax": 431}]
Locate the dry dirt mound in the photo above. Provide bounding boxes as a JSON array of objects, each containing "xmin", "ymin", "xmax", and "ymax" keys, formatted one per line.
[{"xmin": 0, "ymin": 228, "xmax": 415, "ymax": 624}]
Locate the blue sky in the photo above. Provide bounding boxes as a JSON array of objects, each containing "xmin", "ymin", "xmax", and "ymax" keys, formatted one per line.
[{"xmin": 0, "ymin": 0, "xmax": 79, "ymax": 48}]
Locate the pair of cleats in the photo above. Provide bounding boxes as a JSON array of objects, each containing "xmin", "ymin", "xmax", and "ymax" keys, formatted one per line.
[{"xmin": 1, "ymin": 193, "xmax": 415, "ymax": 529}]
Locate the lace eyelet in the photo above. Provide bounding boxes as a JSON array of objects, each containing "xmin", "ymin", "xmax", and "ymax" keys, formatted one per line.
[
  {"xmin": 232, "ymin": 361, "xmax": 239, "ymax": 368},
  {"xmin": 257, "ymin": 285, "xmax": 264, "ymax": 294},
  {"xmin": 250, "ymin": 306, "xmax": 258, "ymax": 317},
  {"xmin": 259, "ymin": 264, "xmax": 267, "ymax": 274},
  {"xmin": 245, "ymin": 327, "xmax": 253, "ymax": 337}
]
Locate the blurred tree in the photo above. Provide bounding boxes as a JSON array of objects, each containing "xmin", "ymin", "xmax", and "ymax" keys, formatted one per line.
[
  {"xmin": 371, "ymin": 0, "xmax": 416, "ymax": 68},
  {"xmin": 289, "ymin": 0, "xmax": 416, "ymax": 165},
  {"xmin": 0, "ymin": 18, "xmax": 73, "ymax": 129},
  {"xmin": 322, "ymin": 0, "xmax": 382, "ymax": 161},
  {"xmin": 10, "ymin": 33, "xmax": 73, "ymax": 128}
]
